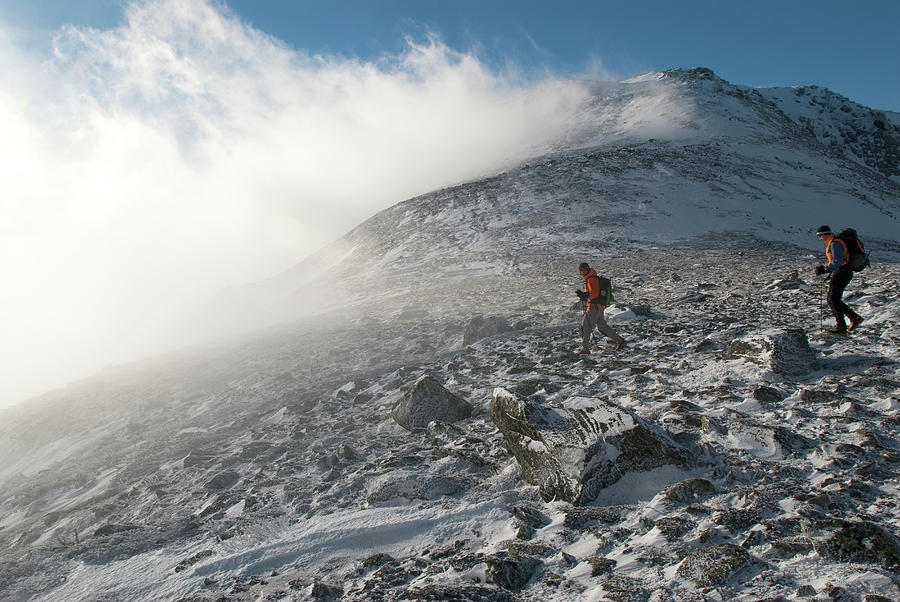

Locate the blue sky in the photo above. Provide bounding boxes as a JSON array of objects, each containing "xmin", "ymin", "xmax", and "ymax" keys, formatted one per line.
[{"xmin": 1, "ymin": 0, "xmax": 898, "ymax": 111}]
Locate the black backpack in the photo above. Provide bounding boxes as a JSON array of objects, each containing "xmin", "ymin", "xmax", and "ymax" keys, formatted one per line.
[{"xmin": 836, "ymin": 228, "xmax": 870, "ymax": 272}]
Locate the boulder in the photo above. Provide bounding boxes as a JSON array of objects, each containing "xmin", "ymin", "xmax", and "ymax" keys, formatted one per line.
[
  {"xmin": 676, "ymin": 543, "xmax": 754, "ymax": 587},
  {"xmin": 725, "ymin": 328, "xmax": 818, "ymax": 376},
  {"xmin": 710, "ymin": 410, "xmax": 815, "ymax": 458},
  {"xmin": 485, "ymin": 551, "xmax": 542, "ymax": 590},
  {"xmin": 365, "ymin": 472, "xmax": 469, "ymax": 504},
  {"xmin": 391, "ymin": 375, "xmax": 473, "ymax": 431},
  {"xmin": 463, "ymin": 315, "xmax": 513, "ymax": 346},
  {"xmin": 818, "ymin": 519, "xmax": 900, "ymax": 572},
  {"xmin": 491, "ymin": 388, "xmax": 690, "ymax": 504}
]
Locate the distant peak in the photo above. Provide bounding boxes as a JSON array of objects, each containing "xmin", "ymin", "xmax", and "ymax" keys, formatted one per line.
[
  {"xmin": 660, "ymin": 67, "xmax": 721, "ymax": 81},
  {"xmin": 624, "ymin": 67, "xmax": 722, "ymax": 84}
]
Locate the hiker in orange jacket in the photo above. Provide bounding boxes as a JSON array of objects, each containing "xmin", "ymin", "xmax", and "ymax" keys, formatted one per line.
[
  {"xmin": 575, "ymin": 262, "xmax": 626, "ymax": 354},
  {"xmin": 814, "ymin": 225, "xmax": 863, "ymax": 334}
]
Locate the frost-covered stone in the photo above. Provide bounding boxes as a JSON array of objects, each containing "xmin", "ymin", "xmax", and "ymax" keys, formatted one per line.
[
  {"xmin": 818, "ymin": 519, "xmax": 900, "ymax": 572},
  {"xmin": 587, "ymin": 557, "xmax": 616, "ymax": 576},
  {"xmin": 676, "ymin": 543, "xmax": 754, "ymax": 586},
  {"xmin": 512, "ymin": 503, "xmax": 551, "ymax": 530},
  {"xmin": 365, "ymin": 471, "xmax": 469, "ymax": 504},
  {"xmin": 753, "ymin": 385, "xmax": 785, "ymax": 403},
  {"xmin": 710, "ymin": 411, "xmax": 815, "ymax": 458},
  {"xmin": 725, "ymin": 328, "xmax": 818, "ymax": 376},
  {"xmin": 463, "ymin": 315, "xmax": 513, "ymax": 346},
  {"xmin": 599, "ymin": 575, "xmax": 647, "ymax": 601},
  {"xmin": 655, "ymin": 515, "xmax": 696, "ymax": 541},
  {"xmin": 563, "ymin": 506, "xmax": 626, "ymax": 529},
  {"xmin": 485, "ymin": 551, "xmax": 542, "ymax": 591},
  {"xmin": 491, "ymin": 388, "xmax": 690, "ymax": 504},
  {"xmin": 308, "ymin": 581, "xmax": 342, "ymax": 600},
  {"xmin": 391, "ymin": 375, "xmax": 472, "ymax": 431},
  {"xmin": 659, "ymin": 478, "xmax": 716, "ymax": 503}
]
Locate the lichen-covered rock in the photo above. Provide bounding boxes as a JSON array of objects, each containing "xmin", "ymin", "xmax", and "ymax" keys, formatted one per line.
[
  {"xmin": 818, "ymin": 519, "xmax": 900, "ymax": 572},
  {"xmin": 391, "ymin": 375, "xmax": 472, "ymax": 431},
  {"xmin": 512, "ymin": 503, "xmax": 552, "ymax": 530},
  {"xmin": 725, "ymin": 328, "xmax": 818, "ymax": 376},
  {"xmin": 654, "ymin": 515, "xmax": 695, "ymax": 541},
  {"xmin": 401, "ymin": 584, "xmax": 514, "ymax": 601},
  {"xmin": 308, "ymin": 581, "xmax": 342, "ymax": 600},
  {"xmin": 491, "ymin": 388, "xmax": 689, "ymax": 504},
  {"xmin": 587, "ymin": 557, "xmax": 616, "ymax": 576},
  {"xmin": 753, "ymin": 386, "xmax": 785, "ymax": 403},
  {"xmin": 485, "ymin": 551, "xmax": 542, "ymax": 590},
  {"xmin": 659, "ymin": 478, "xmax": 716, "ymax": 504},
  {"xmin": 564, "ymin": 506, "xmax": 626, "ymax": 529},
  {"xmin": 506, "ymin": 541, "xmax": 554, "ymax": 558},
  {"xmin": 599, "ymin": 575, "xmax": 648, "ymax": 602},
  {"xmin": 676, "ymin": 543, "xmax": 753, "ymax": 587}
]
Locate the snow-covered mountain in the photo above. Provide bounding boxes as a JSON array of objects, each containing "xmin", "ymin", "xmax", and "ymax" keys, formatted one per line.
[
  {"xmin": 208, "ymin": 68, "xmax": 899, "ymax": 335},
  {"xmin": 1, "ymin": 68, "xmax": 899, "ymax": 601},
  {"xmin": 758, "ymin": 84, "xmax": 900, "ymax": 182}
]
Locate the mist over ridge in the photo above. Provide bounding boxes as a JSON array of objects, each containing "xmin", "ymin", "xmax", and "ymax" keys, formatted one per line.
[{"xmin": 0, "ymin": 0, "xmax": 598, "ymax": 408}]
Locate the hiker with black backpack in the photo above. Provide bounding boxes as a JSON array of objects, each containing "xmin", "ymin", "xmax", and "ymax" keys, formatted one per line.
[
  {"xmin": 814, "ymin": 225, "xmax": 866, "ymax": 335},
  {"xmin": 575, "ymin": 262, "xmax": 626, "ymax": 354}
]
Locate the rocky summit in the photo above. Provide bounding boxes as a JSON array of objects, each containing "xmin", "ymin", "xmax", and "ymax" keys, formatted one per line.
[{"xmin": 1, "ymin": 69, "xmax": 899, "ymax": 601}]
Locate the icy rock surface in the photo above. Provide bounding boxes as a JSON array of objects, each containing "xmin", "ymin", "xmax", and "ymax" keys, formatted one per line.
[
  {"xmin": 725, "ymin": 328, "xmax": 819, "ymax": 376},
  {"xmin": 491, "ymin": 388, "xmax": 689, "ymax": 504}
]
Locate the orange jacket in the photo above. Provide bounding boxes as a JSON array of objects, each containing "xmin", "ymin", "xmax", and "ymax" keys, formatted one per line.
[{"xmin": 582, "ymin": 269, "xmax": 608, "ymax": 307}]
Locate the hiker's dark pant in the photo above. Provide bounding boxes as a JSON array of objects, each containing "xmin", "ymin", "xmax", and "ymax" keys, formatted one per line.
[
  {"xmin": 827, "ymin": 269, "xmax": 859, "ymax": 329},
  {"xmin": 581, "ymin": 305, "xmax": 624, "ymax": 349}
]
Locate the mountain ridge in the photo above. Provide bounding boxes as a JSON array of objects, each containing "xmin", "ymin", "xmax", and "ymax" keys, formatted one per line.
[{"xmin": 206, "ymin": 68, "xmax": 899, "ymax": 335}]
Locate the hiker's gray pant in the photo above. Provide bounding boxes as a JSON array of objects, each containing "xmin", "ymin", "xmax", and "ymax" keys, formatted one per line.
[{"xmin": 581, "ymin": 306, "xmax": 624, "ymax": 349}]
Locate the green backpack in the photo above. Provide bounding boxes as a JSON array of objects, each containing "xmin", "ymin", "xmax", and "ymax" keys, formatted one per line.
[{"xmin": 591, "ymin": 274, "xmax": 614, "ymax": 305}]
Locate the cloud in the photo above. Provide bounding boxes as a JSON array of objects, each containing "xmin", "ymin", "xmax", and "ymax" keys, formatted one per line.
[{"xmin": 0, "ymin": 0, "xmax": 594, "ymax": 407}]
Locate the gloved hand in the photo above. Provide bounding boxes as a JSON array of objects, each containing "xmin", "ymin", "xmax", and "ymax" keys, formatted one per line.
[
  {"xmin": 814, "ymin": 264, "xmax": 826, "ymax": 276},
  {"xmin": 575, "ymin": 290, "xmax": 588, "ymax": 301}
]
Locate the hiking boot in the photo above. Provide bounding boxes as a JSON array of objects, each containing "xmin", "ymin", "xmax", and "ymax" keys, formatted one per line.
[
  {"xmin": 827, "ymin": 326, "xmax": 848, "ymax": 335},
  {"xmin": 575, "ymin": 348, "xmax": 591, "ymax": 355},
  {"xmin": 615, "ymin": 339, "xmax": 627, "ymax": 350},
  {"xmin": 848, "ymin": 316, "xmax": 864, "ymax": 330}
]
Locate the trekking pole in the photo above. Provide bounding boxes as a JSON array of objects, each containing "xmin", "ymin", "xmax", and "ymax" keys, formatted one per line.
[
  {"xmin": 819, "ymin": 274, "xmax": 831, "ymax": 330},
  {"xmin": 819, "ymin": 279, "xmax": 824, "ymax": 330}
]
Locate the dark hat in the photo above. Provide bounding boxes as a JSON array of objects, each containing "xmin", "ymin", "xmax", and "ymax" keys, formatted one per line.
[
  {"xmin": 578, "ymin": 262, "xmax": 590, "ymax": 270},
  {"xmin": 816, "ymin": 225, "xmax": 833, "ymax": 235}
]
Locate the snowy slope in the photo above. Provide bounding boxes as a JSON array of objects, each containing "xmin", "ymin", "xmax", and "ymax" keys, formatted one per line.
[
  {"xmin": 1, "ymin": 69, "xmax": 899, "ymax": 601},
  {"xmin": 758, "ymin": 84, "xmax": 900, "ymax": 182},
  {"xmin": 209, "ymin": 69, "xmax": 899, "ymax": 334}
]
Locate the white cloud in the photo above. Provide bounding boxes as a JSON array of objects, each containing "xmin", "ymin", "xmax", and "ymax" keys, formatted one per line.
[{"xmin": 0, "ymin": 0, "xmax": 593, "ymax": 407}]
